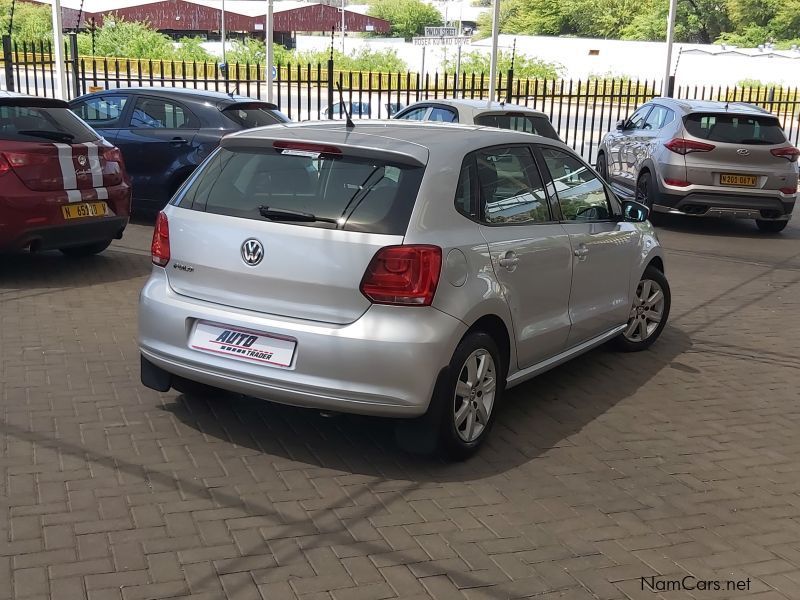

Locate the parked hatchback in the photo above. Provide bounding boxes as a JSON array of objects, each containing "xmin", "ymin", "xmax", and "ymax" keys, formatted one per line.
[
  {"xmin": 597, "ymin": 98, "xmax": 798, "ymax": 232},
  {"xmin": 139, "ymin": 121, "xmax": 669, "ymax": 458},
  {"xmin": 69, "ymin": 87, "xmax": 288, "ymax": 211},
  {"xmin": 0, "ymin": 92, "xmax": 131, "ymax": 255},
  {"xmin": 394, "ymin": 99, "xmax": 561, "ymax": 140}
]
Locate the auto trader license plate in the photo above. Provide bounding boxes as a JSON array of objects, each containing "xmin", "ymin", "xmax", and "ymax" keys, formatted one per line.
[
  {"xmin": 720, "ymin": 174, "xmax": 757, "ymax": 187},
  {"xmin": 61, "ymin": 202, "xmax": 108, "ymax": 219},
  {"xmin": 190, "ymin": 322, "xmax": 296, "ymax": 368}
]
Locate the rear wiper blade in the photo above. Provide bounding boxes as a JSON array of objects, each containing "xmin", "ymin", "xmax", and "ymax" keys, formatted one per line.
[
  {"xmin": 258, "ymin": 206, "xmax": 339, "ymax": 224},
  {"xmin": 17, "ymin": 130, "xmax": 75, "ymax": 142}
]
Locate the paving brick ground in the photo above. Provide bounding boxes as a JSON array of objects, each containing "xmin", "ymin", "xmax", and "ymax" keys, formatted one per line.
[{"xmin": 2, "ymin": 216, "xmax": 800, "ymax": 600}]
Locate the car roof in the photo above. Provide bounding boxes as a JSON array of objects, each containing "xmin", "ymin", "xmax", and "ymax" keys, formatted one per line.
[
  {"xmin": 649, "ymin": 97, "xmax": 772, "ymax": 117},
  {"xmin": 72, "ymin": 86, "xmax": 278, "ymax": 109},
  {"xmin": 222, "ymin": 120, "xmax": 567, "ymax": 166},
  {"xmin": 0, "ymin": 91, "xmax": 69, "ymax": 108},
  {"xmin": 407, "ymin": 98, "xmax": 548, "ymax": 117}
]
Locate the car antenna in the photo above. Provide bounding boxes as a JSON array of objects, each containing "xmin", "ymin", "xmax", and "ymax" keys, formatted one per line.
[
  {"xmin": 228, "ymin": 82, "xmax": 240, "ymax": 98},
  {"xmin": 336, "ymin": 82, "xmax": 355, "ymax": 129}
]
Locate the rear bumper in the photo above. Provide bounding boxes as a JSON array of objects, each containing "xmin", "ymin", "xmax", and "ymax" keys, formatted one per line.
[
  {"xmin": 653, "ymin": 190, "xmax": 795, "ymax": 220},
  {"xmin": 138, "ymin": 269, "xmax": 467, "ymax": 417},
  {"xmin": 0, "ymin": 216, "xmax": 129, "ymax": 252}
]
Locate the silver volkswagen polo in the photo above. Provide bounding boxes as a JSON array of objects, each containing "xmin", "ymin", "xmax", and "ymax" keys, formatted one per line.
[{"xmin": 139, "ymin": 121, "xmax": 669, "ymax": 458}]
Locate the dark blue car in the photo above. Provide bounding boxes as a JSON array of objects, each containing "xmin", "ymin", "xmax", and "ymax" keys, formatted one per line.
[{"xmin": 70, "ymin": 87, "xmax": 289, "ymax": 211}]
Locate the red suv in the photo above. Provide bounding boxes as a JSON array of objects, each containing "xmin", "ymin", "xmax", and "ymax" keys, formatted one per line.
[{"xmin": 0, "ymin": 92, "xmax": 131, "ymax": 255}]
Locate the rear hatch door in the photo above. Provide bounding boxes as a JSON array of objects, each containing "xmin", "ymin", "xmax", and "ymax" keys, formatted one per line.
[
  {"xmin": 682, "ymin": 111, "xmax": 795, "ymax": 191},
  {"xmin": 165, "ymin": 137, "xmax": 426, "ymax": 324}
]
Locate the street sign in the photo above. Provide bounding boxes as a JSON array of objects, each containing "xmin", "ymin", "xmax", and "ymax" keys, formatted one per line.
[
  {"xmin": 424, "ymin": 26, "xmax": 457, "ymax": 37},
  {"xmin": 413, "ymin": 36, "xmax": 472, "ymax": 46}
]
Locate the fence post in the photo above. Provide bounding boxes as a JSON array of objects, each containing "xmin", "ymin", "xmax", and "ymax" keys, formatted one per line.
[
  {"xmin": 327, "ymin": 58, "xmax": 334, "ymax": 119},
  {"xmin": 666, "ymin": 75, "xmax": 675, "ymax": 98},
  {"xmin": 2, "ymin": 35, "xmax": 14, "ymax": 93},
  {"xmin": 505, "ymin": 68, "xmax": 513, "ymax": 103},
  {"xmin": 68, "ymin": 33, "xmax": 80, "ymax": 99}
]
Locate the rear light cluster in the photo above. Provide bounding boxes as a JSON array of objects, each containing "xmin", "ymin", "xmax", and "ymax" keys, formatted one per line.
[
  {"xmin": 0, "ymin": 151, "xmax": 51, "ymax": 176},
  {"xmin": 664, "ymin": 178, "xmax": 691, "ymax": 187},
  {"xmin": 151, "ymin": 212, "xmax": 171, "ymax": 267},
  {"xmin": 664, "ymin": 138, "xmax": 715, "ymax": 155},
  {"xmin": 360, "ymin": 245, "xmax": 442, "ymax": 306},
  {"xmin": 101, "ymin": 147, "xmax": 124, "ymax": 163},
  {"xmin": 771, "ymin": 147, "xmax": 800, "ymax": 162}
]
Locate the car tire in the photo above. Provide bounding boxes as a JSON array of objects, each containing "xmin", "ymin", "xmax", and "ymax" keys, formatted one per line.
[
  {"xmin": 437, "ymin": 332, "xmax": 504, "ymax": 460},
  {"xmin": 635, "ymin": 171, "xmax": 664, "ymax": 225},
  {"xmin": 756, "ymin": 219, "xmax": 788, "ymax": 233},
  {"xmin": 596, "ymin": 152, "xmax": 608, "ymax": 181},
  {"xmin": 612, "ymin": 265, "xmax": 670, "ymax": 352},
  {"xmin": 59, "ymin": 240, "xmax": 112, "ymax": 257}
]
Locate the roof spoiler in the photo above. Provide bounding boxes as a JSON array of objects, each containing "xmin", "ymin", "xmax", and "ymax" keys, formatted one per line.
[{"xmin": 221, "ymin": 100, "xmax": 280, "ymax": 111}]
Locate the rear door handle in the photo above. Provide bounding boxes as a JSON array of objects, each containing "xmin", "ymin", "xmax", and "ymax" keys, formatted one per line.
[
  {"xmin": 498, "ymin": 251, "xmax": 519, "ymax": 271},
  {"xmin": 170, "ymin": 137, "xmax": 189, "ymax": 145}
]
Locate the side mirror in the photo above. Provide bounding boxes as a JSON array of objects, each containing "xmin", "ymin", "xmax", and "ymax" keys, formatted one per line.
[
  {"xmin": 621, "ymin": 200, "xmax": 649, "ymax": 223},
  {"xmin": 615, "ymin": 119, "xmax": 626, "ymax": 131}
]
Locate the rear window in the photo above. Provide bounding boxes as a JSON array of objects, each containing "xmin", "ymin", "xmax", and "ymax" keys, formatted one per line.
[
  {"xmin": 474, "ymin": 113, "xmax": 559, "ymax": 140},
  {"xmin": 684, "ymin": 113, "xmax": 786, "ymax": 145},
  {"xmin": 0, "ymin": 105, "xmax": 98, "ymax": 143},
  {"xmin": 221, "ymin": 104, "xmax": 289, "ymax": 129},
  {"xmin": 177, "ymin": 147, "xmax": 425, "ymax": 235}
]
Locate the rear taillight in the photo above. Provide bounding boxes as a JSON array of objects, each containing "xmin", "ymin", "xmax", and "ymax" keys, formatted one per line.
[
  {"xmin": 664, "ymin": 138, "xmax": 715, "ymax": 155},
  {"xmin": 2, "ymin": 151, "xmax": 51, "ymax": 168},
  {"xmin": 151, "ymin": 212, "xmax": 170, "ymax": 267},
  {"xmin": 360, "ymin": 245, "xmax": 442, "ymax": 306},
  {"xmin": 0, "ymin": 155, "xmax": 10, "ymax": 176},
  {"xmin": 664, "ymin": 178, "xmax": 690, "ymax": 187},
  {"xmin": 101, "ymin": 147, "xmax": 124, "ymax": 163},
  {"xmin": 771, "ymin": 147, "xmax": 800, "ymax": 162},
  {"xmin": 779, "ymin": 187, "xmax": 797, "ymax": 195}
]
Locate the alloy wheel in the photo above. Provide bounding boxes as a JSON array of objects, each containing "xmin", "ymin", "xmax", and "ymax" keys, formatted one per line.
[
  {"xmin": 453, "ymin": 349, "xmax": 497, "ymax": 443},
  {"xmin": 623, "ymin": 278, "xmax": 665, "ymax": 343}
]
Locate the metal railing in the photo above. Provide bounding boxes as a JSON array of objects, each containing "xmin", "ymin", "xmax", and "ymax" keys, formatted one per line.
[{"xmin": 3, "ymin": 37, "xmax": 799, "ymax": 163}]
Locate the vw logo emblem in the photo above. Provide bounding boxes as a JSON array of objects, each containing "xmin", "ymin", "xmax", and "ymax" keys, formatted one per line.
[
  {"xmin": 737, "ymin": 148, "xmax": 750, "ymax": 156},
  {"xmin": 241, "ymin": 239, "xmax": 264, "ymax": 266},
  {"xmin": 77, "ymin": 155, "xmax": 88, "ymax": 166}
]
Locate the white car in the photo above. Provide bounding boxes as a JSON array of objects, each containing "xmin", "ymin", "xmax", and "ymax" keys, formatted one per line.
[{"xmin": 393, "ymin": 98, "xmax": 561, "ymax": 141}]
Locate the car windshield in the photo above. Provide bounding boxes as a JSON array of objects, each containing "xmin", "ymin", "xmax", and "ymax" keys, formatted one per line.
[
  {"xmin": 474, "ymin": 113, "xmax": 559, "ymax": 140},
  {"xmin": 684, "ymin": 113, "xmax": 786, "ymax": 145},
  {"xmin": 0, "ymin": 105, "xmax": 98, "ymax": 143},
  {"xmin": 176, "ymin": 147, "xmax": 424, "ymax": 235},
  {"xmin": 222, "ymin": 104, "xmax": 289, "ymax": 128}
]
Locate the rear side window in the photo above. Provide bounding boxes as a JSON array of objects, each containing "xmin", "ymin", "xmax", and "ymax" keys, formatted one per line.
[
  {"xmin": 0, "ymin": 105, "xmax": 98, "ymax": 143},
  {"xmin": 684, "ymin": 113, "xmax": 786, "ymax": 145},
  {"xmin": 474, "ymin": 113, "xmax": 559, "ymax": 140},
  {"xmin": 222, "ymin": 104, "xmax": 288, "ymax": 128},
  {"xmin": 178, "ymin": 147, "xmax": 424, "ymax": 235},
  {"xmin": 129, "ymin": 97, "xmax": 197, "ymax": 129},
  {"xmin": 429, "ymin": 107, "xmax": 457, "ymax": 123}
]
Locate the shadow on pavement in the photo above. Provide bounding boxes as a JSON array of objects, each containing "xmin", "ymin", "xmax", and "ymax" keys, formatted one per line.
[
  {"xmin": 0, "ymin": 249, "xmax": 152, "ymax": 290},
  {"xmin": 654, "ymin": 213, "xmax": 800, "ymax": 240},
  {"xmin": 163, "ymin": 325, "xmax": 693, "ymax": 481}
]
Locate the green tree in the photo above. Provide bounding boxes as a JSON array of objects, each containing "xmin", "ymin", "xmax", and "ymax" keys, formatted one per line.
[
  {"xmin": 173, "ymin": 37, "xmax": 213, "ymax": 63},
  {"xmin": 76, "ymin": 17, "xmax": 174, "ymax": 58},
  {"xmin": 442, "ymin": 50, "xmax": 562, "ymax": 78},
  {"xmin": 0, "ymin": 0, "xmax": 53, "ymax": 45},
  {"xmin": 368, "ymin": 0, "xmax": 443, "ymax": 40}
]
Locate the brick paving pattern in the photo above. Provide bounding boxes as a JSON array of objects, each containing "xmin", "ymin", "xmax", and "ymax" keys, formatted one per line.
[{"xmin": 2, "ymin": 217, "xmax": 800, "ymax": 600}]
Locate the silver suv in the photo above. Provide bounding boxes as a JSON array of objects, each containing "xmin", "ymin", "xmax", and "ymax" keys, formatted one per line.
[
  {"xmin": 597, "ymin": 99, "xmax": 799, "ymax": 233},
  {"xmin": 139, "ymin": 122, "xmax": 669, "ymax": 458}
]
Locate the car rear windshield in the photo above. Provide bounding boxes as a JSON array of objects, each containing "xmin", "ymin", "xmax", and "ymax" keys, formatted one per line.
[
  {"xmin": 0, "ymin": 104, "xmax": 98, "ymax": 143},
  {"xmin": 221, "ymin": 104, "xmax": 289, "ymax": 128},
  {"xmin": 684, "ymin": 113, "xmax": 786, "ymax": 145},
  {"xmin": 474, "ymin": 113, "xmax": 559, "ymax": 140},
  {"xmin": 176, "ymin": 147, "xmax": 425, "ymax": 235}
]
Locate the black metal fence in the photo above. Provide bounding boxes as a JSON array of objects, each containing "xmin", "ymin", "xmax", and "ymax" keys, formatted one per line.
[{"xmin": 3, "ymin": 36, "xmax": 799, "ymax": 163}]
